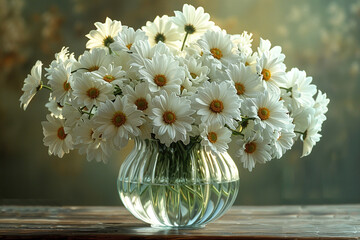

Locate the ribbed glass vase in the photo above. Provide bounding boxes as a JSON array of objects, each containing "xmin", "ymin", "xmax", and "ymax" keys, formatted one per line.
[{"xmin": 117, "ymin": 137, "xmax": 240, "ymax": 229}]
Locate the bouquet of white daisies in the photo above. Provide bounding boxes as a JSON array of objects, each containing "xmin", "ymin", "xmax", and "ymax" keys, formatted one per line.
[{"xmin": 20, "ymin": 4, "xmax": 329, "ymax": 172}]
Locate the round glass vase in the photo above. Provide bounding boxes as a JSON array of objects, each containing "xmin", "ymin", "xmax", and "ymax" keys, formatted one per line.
[{"xmin": 117, "ymin": 137, "xmax": 240, "ymax": 229}]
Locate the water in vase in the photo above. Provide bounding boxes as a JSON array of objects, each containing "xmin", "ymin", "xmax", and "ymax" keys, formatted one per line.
[{"xmin": 118, "ymin": 178, "xmax": 240, "ymax": 228}]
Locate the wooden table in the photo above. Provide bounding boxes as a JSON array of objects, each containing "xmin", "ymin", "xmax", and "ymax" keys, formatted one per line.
[{"xmin": 0, "ymin": 205, "xmax": 359, "ymax": 239}]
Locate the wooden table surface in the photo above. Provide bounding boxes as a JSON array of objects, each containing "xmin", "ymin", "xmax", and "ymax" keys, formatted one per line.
[{"xmin": 0, "ymin": 205, "xmax": 359, "ymax": 239}]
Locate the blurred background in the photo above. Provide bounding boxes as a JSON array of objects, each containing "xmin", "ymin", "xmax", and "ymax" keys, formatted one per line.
[{"xmin": 1, "ymin": 0, "xmax": 359, "ymax": 206}]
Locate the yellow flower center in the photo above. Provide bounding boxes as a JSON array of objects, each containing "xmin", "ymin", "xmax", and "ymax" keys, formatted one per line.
[
  {"xmin": 190, "ymin": 72, "xmax": 198, "ymax": 79},
  {"xmin": 210, "ymin": 100, "xmax": 224, "ymax": 113},
  {"xmin": 63, "ymin": 81, "xmax": 71, "ymax": 91},
  {"xmin": 245, "ymin": 62, "xmax": 250, "ymax": 66},
  {"xmin": 261, "ymin": 68, "xmax": 271, "ymax": 81},
  {"xmin": 112, "ymin": 112, "xmax": 127, "ymax": 127},
  {"xmin": 154, "ymin": 74, "xmax": 167, "ymax": 87},
  {"xmin": 88, "ymin": 66, "xmax": 99, "ymax": 72},
  {"xmin": 134, "ymin": 98, "xmax": 148, "ymax": 111},
  {"xmin": 180, "ymin": 85, "xmax": 185, "ymax": 93},
  {"xmin": 57, "ymin": 127, "xmax": 67, "ymax": 140},
  {"xmin": 126, "ymin": 43, "xmax": 133, "ymax": 50},
  {"xmin": 163, "ymin": 111, "xmax": 176, "ymax": 124},
  {"xmin": 235, "ymin": 83, "xmax": 245, "ymax": 95},
  {"xmin": 207, "ymin": 131, "xmax": 218, "ymax": 143},
  {"xmin": 258, "ymin": 107, "xmax": 270, "ymax": 120},
  {"xmin": 210, "ymin": 48, "xmax": 223, "ymax": 60},
  {"xmin": 103, "ymin": 75, "xmax": 115, "ymax": 83},
  {"xmin": 245, "ymin": 142, "xmax": 257, "ymax": 154},
  {"xmin": 86, "ymin": 87, "xmax": 100, "ymax": 99}
]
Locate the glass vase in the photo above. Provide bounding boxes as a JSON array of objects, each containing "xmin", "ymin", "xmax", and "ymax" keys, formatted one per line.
[{"xmin": 117, "ymin": 137, "xmax": 240, "ymax": 229}]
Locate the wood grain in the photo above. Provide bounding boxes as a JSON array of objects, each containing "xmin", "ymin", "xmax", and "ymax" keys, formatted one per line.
[{"xmin": 0, "ymin": 205, "xmax": 359, "ymax": 239}]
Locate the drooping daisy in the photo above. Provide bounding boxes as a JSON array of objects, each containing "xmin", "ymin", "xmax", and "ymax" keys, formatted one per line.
[
  {"xmin": 172, "ymin": 4, "xmax": 214, "ymax": 45},
  {"xmin": 47, "ymin": 64, "xmax": 73, "ymax": 105},
  {"xmin": 199, "ymin": 122, "xmax": 232, "ymax": 153},
  {"xmin": 122, "ymin": 82, "xmax": 152, "ymax": 114},
  {"xmin": 139, "ymin": 53, "xmax": 184, "ymax": 94},
  {"xmin": 226, "ymin": 62, "xmax": 263, "ymax": 100},
  {"xmin": 74, "ymin": 48, "xmax": 113, "ymax": 73},
  {"xmin": 41, "ymin": 114, "xmax": 73, "ymax": 158},
  {"xmin": 142, "ymin": 15, "xmax": 181, "ymax": 51},
  {"xmin": 282, "ymin": 68, "xmax": 317, "ymax": 111},
  {"xmin": 20, "ymin": 60, "xmax": 43, "ymax": 110},
  {"xmin": 245, "ymin": 91, "xmax": 291, "ymax": 134},
  {"xmin": 197, "ymin": 30, "xmax": 238, "ymax": 66},
  {"xmin": 313, "ymin": 90, "xmax": 330, "ymax": 122},
  {"xmin": 256, "ymin": 53, "xmax": 287, "ymax": 95},
  {"xmin": 149, "ymin": 91, "xmax": 195, "ymax": 147},
  {"xmin": 86, "ymin": 17, "xmax": 123, "ymax": 50},
  {"xmin": 90, "ymin": 64, "xmax": 127, "ymax": 87},
  {"xmin": 193, "ymin": 81, "xmax": 242, "ymax": 129},
  {"xmin": 73, "ymin": 118, "xmax": 113, "ymax": 163},
  {"xmin": 110, "ymin": 26, "xmax": 147, "ymax": 52},
  {"xmin": 92, "ymin": 96, "xmax": 145, "ymax": 149},
  {"xmin": 293, "ymin": 108, "xmax": 322, "ymax": 157},
  {"xmin": 236, "ymin": 133, "xmax": 272, "ymax": 172},
  {"xmin": 72, "ymin": 73, "xmax": 114, "ymax": 109},
  {"xmin": 272, "ymin": 125, "xmax": 296, "ymax": 159}
]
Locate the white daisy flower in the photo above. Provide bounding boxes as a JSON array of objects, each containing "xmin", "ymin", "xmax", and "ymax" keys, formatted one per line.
[
  {"xmin": 86, "ymin": 17, "xmax": 122, "ymax": 50},
  {"xmin": 256, "ymin": 53, "xmax": 287, "ymax": 94},
  {"xmin": 131, "ymin": 40, "xmax": 172, "ymax": 68},
  {"xmin": 45, "ymin": 47, "xmax": 75, "ymax": 76},
  {"xmin": 72, "ymin": 73, "xmax": 114, "ymax": 109},
  {"xmin": 110, "ymin": 26, "xmax": 147, "ymax": 52},
  {"xmin": 45, "ymin": 96, "xmax": 63, "ymax": 117},
  {"xmin": 149, "ymin": 91, "xmax": 195, "ymax": 147},
  {"xmin": 313, "ymin": 90, "xmax": 330, "ymax": 122},
  {"xmin": 62, "ymin": 103, "xmax": 82, "ymax": 128},
  {"xmin": 301, "ymin": 115, "xmax": 322, "ymax": 158},
  {"xmin": 123, "ymin": 82, "xmax": 152, "ymax": 114},
  {"xmin": 20, "ymin": 60, "xmax": 43, "ymax": 110},
  {"xmin": 172, "ymin": 4, "xmax": 214, "ymax": 47},
  {"xmin": 282, "ymin": 68, "xmax": 317, "ymax": 111},
  {"xmin": 182, "ymin": 56, "xmax": 209, "ymax": 86},
  {"xmin": 226, "ymin": 62, "xmax": 263, "ymax": 100},
  {"xmin": 41, "ymin": 114, "xmax": 73, "ymax": 158},
  {"xmin": 231, "ymin": 31, "xmax": 253, "ymax": 57},
  {"xmin": 92, "ymin": 96, "xmax": 145, "ymax": 149},
  {"xmin": 293, "ymin": 108, "xmax": 322, "ymax": 157},
  {"xmin": 272, "ymin": 126, "xmax": 296, "ymax": 159},
  {"xmin": 73, "ymin": 118, "xmax": 113, "ymax": 163},
  {"xmin": 139, "ymin": 53, "xmax": 184, "ymax": 94},
  {"xmin": 236, "ymin": 133, "xmax": 272, "ymax": 172},
  {"xmin": 197, "ymin": 30, "xmax": 238, "ymax": 66},
  {"xmin": 74, "ymin": 48, "xmax": 113, "ymax": 73},
  {"xmin": 180, "ymin": 77, "xmax": 196, "ymax": 96},
  {"xmin": 90, "ymin": 64, "xmax": 126, "ymax": 87},
  {"xmin": 142, "ymin": 15, "xmax": 181, "ymax": 51},
  {"xmin": 193, "ymin": 81, "xmax": 242, "ymax": 129},
  {"xmin": 257, "ymin": 38, "xmax": 285, "ymax": 62},
  {"xmin": 245, "ymin": 91, "xmax": 290, "ymax": 134},
  {"xmin": 199, "ymin": 123, "xmax": 232, "ymax": 153},
  {"xmin": 48, "ymin": 63, "xmax": 73, "ymax": 105}
]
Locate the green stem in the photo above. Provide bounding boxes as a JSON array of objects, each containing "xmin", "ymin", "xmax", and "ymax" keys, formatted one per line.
[
  {"xmin": 181, "ymin": 32, "xmax": 189, "ymax": 51},
  {"xmin": 294, "ymin": 131, "xmax": 304, "ymax": 135},
  {"xmin": 41, "ymin": 85, "xmax": 52, "ymax": 91},
  {"xmin": 280, "ymin": 87, "xmax": 292, "ymax": 93}
]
